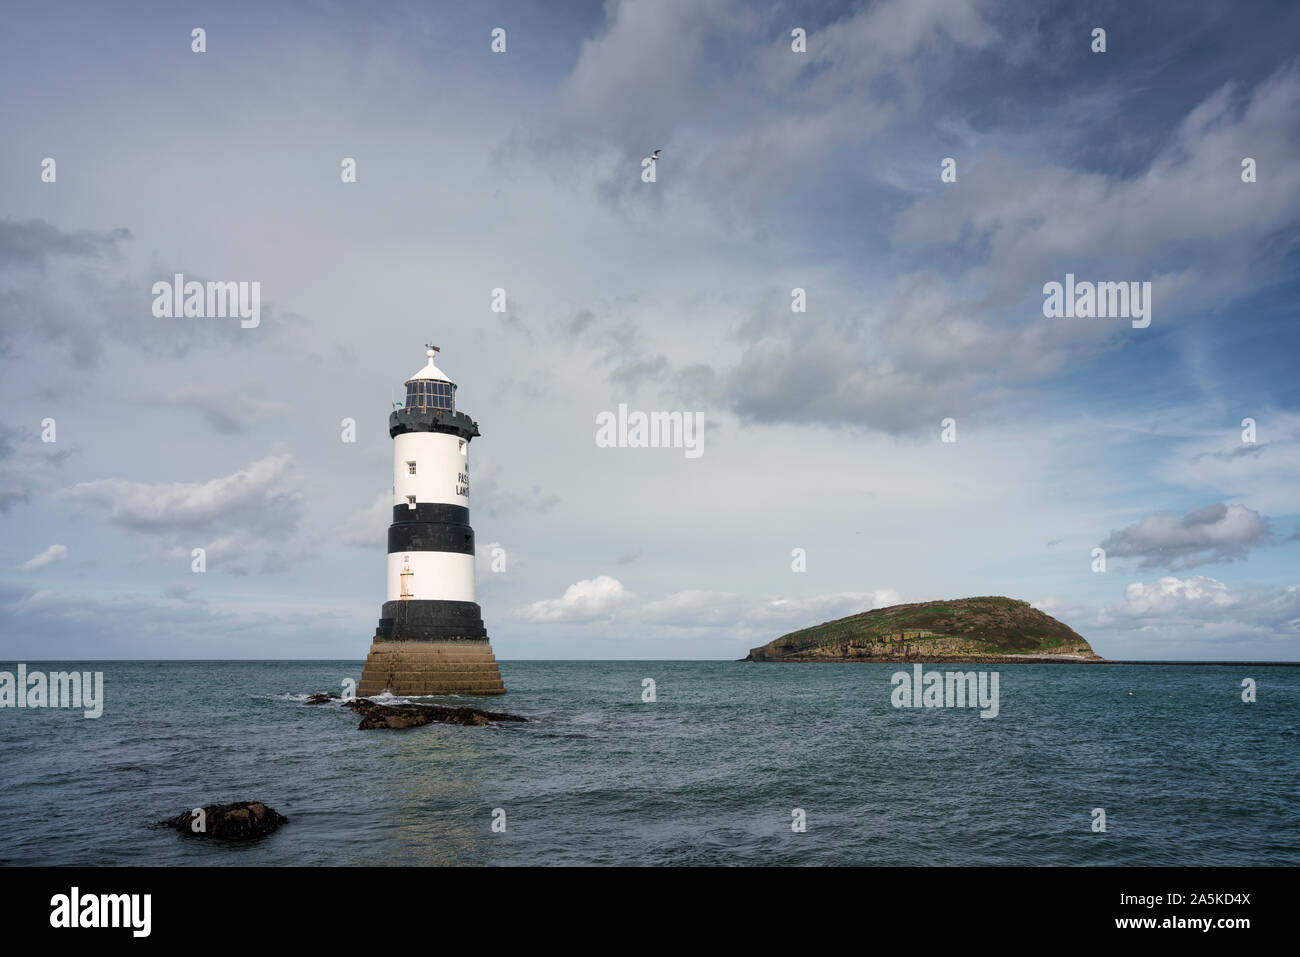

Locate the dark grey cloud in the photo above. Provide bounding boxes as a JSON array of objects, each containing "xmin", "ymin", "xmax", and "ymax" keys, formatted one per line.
[
  {"xmin": 0, "ymin": 218, "xmax": 131, "ymax": 271},
  {"xmin": 717, "ymin": 273, "xmax": 1013, "ymax": 433},
  {"xmin": 474, "ymin": 466, "xmax": 559, "ymax": 519},
  {"xmin": 0, "ymin": 422, "xmax": 73, "ymax": 513},
  {"xmin": 0, "ymin": 219, "xmax": 134, "ymax": 366},
  {"xmin": 0, "ymin": 217, "xmax": 289, "ymax": 368},
  {"xmin": 1099, "ymin": 503, "xmax": 1272, "ymax": 570},
  {"xmin": 555, "ymin": 301, "xmax": 670, "ymax": 392},
  {"xmin": 138, "ymin": 385, "xmax": 289, "ymax": 436},
  {"xmin": 894, "ymin": 66, "xmax": 1300, "ymax": 305},
  {"xmin": 538, "ymin": 0, "xmax": 998, "ymax": 219}
]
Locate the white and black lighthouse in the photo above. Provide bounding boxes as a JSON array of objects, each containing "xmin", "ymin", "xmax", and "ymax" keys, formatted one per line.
[{"xmin": 357, "ymin": 346, "xmax": 505, "ymax": 696}]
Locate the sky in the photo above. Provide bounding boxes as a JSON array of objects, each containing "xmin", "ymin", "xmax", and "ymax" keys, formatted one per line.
[{"xmin": 1, "ymin": 0, "xmax": 1298, "ymax": 661}]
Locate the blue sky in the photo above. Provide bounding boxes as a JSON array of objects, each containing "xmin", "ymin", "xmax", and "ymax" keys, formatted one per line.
[{"xmin": 1, "ymin": 0, "xmax": 1298, "ymax": 660}]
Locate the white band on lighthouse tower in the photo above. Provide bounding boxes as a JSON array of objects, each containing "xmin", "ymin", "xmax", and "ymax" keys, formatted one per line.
[
  {"xmin": 392, "ymin": 432, "xmax": 469, "ymax": 509},
  {"xmin": 386, "ymin": 551, "xmax": 475, "ymax": 603}
]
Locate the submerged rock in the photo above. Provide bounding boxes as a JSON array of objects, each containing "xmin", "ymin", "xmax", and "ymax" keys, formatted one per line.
[
  {"xmin": 344, "ymin": 697, "xmax": 526, "ymax": 730},
  {"xmin": 304, "ymin": 692, "xmax": 340, "ymax": 705},
  {"xmin": 151, "ymin": 801, "xmax": 288, "ymax": 840}
]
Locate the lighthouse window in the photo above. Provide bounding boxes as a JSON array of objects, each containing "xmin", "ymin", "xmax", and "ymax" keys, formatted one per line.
[
  {"xmin": 407, "ymin": 461, "xmax": 417, "ymax": 474},
  {"xmin": 406, "ymin": 495, "xmax": 416, "ymax": 509},
  {"xmin": 459, "ymin": 440, "xmax": 466, "ymax": 455},
  {"xmin": 405, "ymin": 378, "xmax": 456, "ymax": 412}
]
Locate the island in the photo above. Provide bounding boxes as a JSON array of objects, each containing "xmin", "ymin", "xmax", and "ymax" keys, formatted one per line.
[{"xmin": 743, "ymin": 596, "xmax": 1104, "ymax": 664}]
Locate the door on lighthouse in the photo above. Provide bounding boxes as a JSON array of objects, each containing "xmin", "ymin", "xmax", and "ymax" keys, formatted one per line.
[{"xmin": 399, "ymin": 556, "xmax": 414, "ymax": 599}]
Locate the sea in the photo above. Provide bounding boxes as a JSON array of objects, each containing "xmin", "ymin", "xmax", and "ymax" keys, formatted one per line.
[{"xmin": 1, "ymin": 660, "xmax": 1296, "ymax": 866}]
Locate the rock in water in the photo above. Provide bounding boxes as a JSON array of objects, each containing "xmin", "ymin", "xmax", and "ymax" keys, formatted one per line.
[
  {"xmin": 151, "ymin": 802, "xmax": 288, "ymax": 840},
  {"xmin": 304, "ymin": 692, "xmax": 340, "ymax": 705},
  {"xmin": 344, "ymin": 697, "xmax": 526, "ymax": 730}
]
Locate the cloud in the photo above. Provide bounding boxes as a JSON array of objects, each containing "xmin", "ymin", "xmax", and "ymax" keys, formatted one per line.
[
  {"xmin": 1095, "ymin": 575, "xmax": 1300, "ymax": 648},
  {"xmin": 639, "ymin": 588, "xmax": 902, "ymax": 630},
  {"xmin": 0, "ymin": 218, "xmax": 131, "ymax": 272},
  {"xmin": 558, "ymin": 0, "xmax": 732, "ymax": 154},
  {"xmin": 59, "ymin": 454, "xmax": 301, "ymax": 572},
  {"xmin": 19, "ymin": 544, "xmax": 67, "ymax": 571},
  {"xmin": 62, "ymin": 454, "xmax": 297, "ymax": 533},
  {"xmin": 474, "ymin": 468, "xmax": 559, "ymax": 518},
  {"xmin": 538, "ymin": 64, "xmax": 1300, "ymax": 438},
  {"xmin": 514, "ymin": 578, "xmax": 900, "ymax": 633},
  {"xmin": 0, "ymin": 217, "xmax": 289, "ymax": 368},
  {"xmin": 162, "ymin": 583, "xmax": 199, "ymax": 601},
  {"xmin": 894, "ymin": 65, "xmax": 1300, "ymax": 304},
  {"xmin": 722, "ymin": 272, "xmax": 1018, "ymax": 433},
  {"xmin": 691, "ymin": 64, "xmax": 1300, "ymax": 438},
  {"xmin": 1154, "ymin": 412, "xmax": 1300, "ymax": 516},
  {"xmin": 342, "ymin": 491, "xmax": 391, "ymax": 549},
  {"xmin": 1042, "ymin": 576, "xmax": 1300, "ymax": 656},
  {"xmin": 0, "ymin": 422, "xmax": 74, "ymax": 513},
  {"xmin": 1114, "ymin": 575, "xmax": 1240, "ymax": 617},
  {"xmin": 0, "ymin": 218, "xmax": 134, "ymax": 367},
  {"xmin": 0, "ymin": 580, "xmax": 359, "ymax": 657},
  {"xmin": 143, "ymin": 385, "xmax": 289, "ymax": 435},
  {"xmin": 541, "ymin": 0, "xmax": 996, "ymax": 216},
  {"xmin": 515, "ymin": 575, "xmax": 634, "ymax": 623},
  {"xmin": 1099, "ymin": 503, "xmax": 1272, "ymax": 569}
]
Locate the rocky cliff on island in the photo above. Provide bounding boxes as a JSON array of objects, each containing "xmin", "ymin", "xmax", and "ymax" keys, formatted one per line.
[{"xmin": 744, "ymin": 596, "xmax": 1103, "ymax": 664}]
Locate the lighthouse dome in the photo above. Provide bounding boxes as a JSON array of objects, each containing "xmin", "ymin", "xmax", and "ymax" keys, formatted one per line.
[
  {"xmin": 408, "ymin": 347, "xmax": 451, "ymax": 383},
  {"xmin": 404, "ymin": 346, "xmax": 456, "ymax": 412}
]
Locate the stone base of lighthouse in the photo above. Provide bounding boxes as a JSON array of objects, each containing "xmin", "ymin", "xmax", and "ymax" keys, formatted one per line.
[
  {"xmin": 357, "ymin": 639, "xmax": 505, "ymax": 696},
  {"xmin": 357, "ymin": 598, "xmax": 505, "ymax": 696}
]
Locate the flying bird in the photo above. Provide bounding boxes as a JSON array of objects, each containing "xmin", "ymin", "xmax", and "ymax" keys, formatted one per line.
[{"xmin": 650, "ymin": 149, "xmax": 661, "ymax": 161}]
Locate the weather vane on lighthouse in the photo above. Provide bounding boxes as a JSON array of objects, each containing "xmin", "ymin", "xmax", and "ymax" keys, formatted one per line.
[{"xmin": 357, "ymin": 344, "xmax": 505, "ymax": 697}]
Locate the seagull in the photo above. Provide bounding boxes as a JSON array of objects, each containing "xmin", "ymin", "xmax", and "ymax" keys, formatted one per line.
[{"xmin": 650, "ymin": 149, "xmax": 661, "ymax": 162}]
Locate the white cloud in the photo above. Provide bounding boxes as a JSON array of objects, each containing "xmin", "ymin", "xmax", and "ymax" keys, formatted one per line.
[
  {"xmin": 516, "ymin": 580, "xmax": 900, "ymax": 633},
  {"xmin": 19, "ymin": 544, "xmax": 67, "ymax": 571},
  {"xmin": 515, "ymin": 575, "xmax": 634, "ymax": 623},
  {"xmin": 640, "ymin": 588, "xmax": 901, "ymax": 630},
  {"xmin": 61, "ymin": 454, "xmax": 298, "ymax": 535},
  {"xmin": 1089, "ymin": 575, "xmax": 1300, "ymax": 654},
  {"xmin": 1117, "ymin": 575, "xmax": 1240, "ymax": 617},
  {"xmin": 1018, "ymin": 577, "xmax": 1300, "ymax": 661}
]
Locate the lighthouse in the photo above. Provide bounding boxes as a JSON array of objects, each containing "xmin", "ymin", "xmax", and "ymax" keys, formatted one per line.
[{"xmin": 356, "ymin": 346, "xmax": 506, "ymax": 696}]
